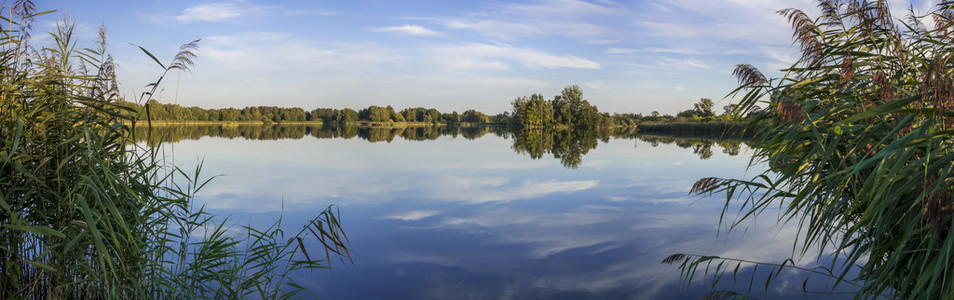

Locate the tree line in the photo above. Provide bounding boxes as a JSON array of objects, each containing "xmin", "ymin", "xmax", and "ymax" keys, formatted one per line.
[
  {"xmin": 120, "ymin": 86, "xmax": 748, "ymax": 131},
  {"xmin": 119, "ymin": 99, "xmax": 504, "ymax": 125}
]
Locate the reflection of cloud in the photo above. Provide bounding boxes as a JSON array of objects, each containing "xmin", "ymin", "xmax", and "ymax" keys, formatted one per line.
[
  {"xmin": 607, "ymin": 195, "xmax": 690, "ymax": 205},
  {"xmin": 582, "ymin": 159, "xmax": 609, "ymax": 168},
  {"xmin": 434, "ymin": 178, "xmax": 599, "ymax": 204},
  {"xmin": 441, "ymin": 207, "xmax": 623, "ymax": 259},
  {"xmin": 169, "ymin": 134, "xmax": 861, "ymax": 298},
  {"xmin": 607, "ymin": 195, "xmax": 633, "ymax": 202},
  {"xmin": 385, "ymin": 210, "xmax": 440, "ymax": 221},
  {"xmin": 625, "ymin": 181, "xmax": 691, "ymax": 195},
  {"xmin": 390, "ymin": 253, "xmax": 464, "ymax": 268}
]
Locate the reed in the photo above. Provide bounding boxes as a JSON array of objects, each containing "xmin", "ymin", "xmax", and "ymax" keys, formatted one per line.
[
  {"xmin": 670, "ymin": 0, "xmax": 954, "ymax": 298},
  {"xmin": 0, "ymin": 3, "xmax": 349, "ymax": 299}
]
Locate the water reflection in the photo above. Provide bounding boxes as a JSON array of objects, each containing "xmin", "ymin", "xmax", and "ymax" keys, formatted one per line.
[
  {"xmin": 132, "ymin": 124, "xmax": 508, "ymax": 144},
  {"xmin": 154, "ymin": 125, "xmax": 853, "ymax": 299},
  {"xmin": 133, "ymin": 124, "xmax": 750, "ymax": 167},
  {"xmin": 636, "ymin": 134, "xmax": 746, "ymax": 159}
]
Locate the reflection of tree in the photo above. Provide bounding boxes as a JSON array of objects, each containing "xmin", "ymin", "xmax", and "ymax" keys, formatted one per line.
[
  {"xmin": 132, "ymin": 124, "xmax": 497, "ymax": 144},
  {"xmin": 636, "ymin": 134, "xmax": 748, "ymax": 160},
  {"xmin": 337, "ymin": 125, "xmax": 359, "ymax": 139},
  {"xmin": 459, "ymin": 127, "xmax": 486, "ymax": 140},
  {"xmin": 132, "ymin": 125, "xmax": 748, "ymax": 167},
  {"xmin": 360, "ymin": 127, "xmax": 394, "ymax": 143},
  {"xmin": 718, "ymin": 141, "xmax": 741, "ymax": 156},
  {"xmin": 510, "ymin": 128, "xmax": 611, "ymax": 169},
  {"xmin": 691, "ymin": 143, "xmax": 713, "ymax": 160}
]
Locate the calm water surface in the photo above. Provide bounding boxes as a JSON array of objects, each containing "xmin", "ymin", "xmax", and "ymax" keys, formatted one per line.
[{"xmin": 153, "ymin": 125, "xmax": 853, "ymax": 299}]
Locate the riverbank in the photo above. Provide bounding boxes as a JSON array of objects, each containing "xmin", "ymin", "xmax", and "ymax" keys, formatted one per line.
[
  {"xmin": 127, "ymin": 120, "xmax": 506, "ymax": 127},
  {"xmin": 636, "ymin": 121, "xmax": 748, "ymax": 138}
]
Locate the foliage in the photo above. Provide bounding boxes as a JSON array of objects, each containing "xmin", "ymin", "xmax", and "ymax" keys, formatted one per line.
[
  {"xmin": 636, "ymin": 134, "xmax": 749, "ymax": 159},
  {"xmin": 0, "ymin": 6, "xmax": 350, "ymax": 299},
  {"xmin": 677, "ymin": 0, "xmax": 954, "ymax": 298},
  {"xmin": 510, "ymin": 128, "xmax": 611, "ymax": 168},
  {"xmin": 677, "ymin": 98, "xmax": 717, "ymax": 119},
  {"xmin": 510, "ymin": 85, "xmax": 617, "ymax": 129},
  {"xmin": 120, "ymin": 99, "xmax": 508, "ymax": 126}
]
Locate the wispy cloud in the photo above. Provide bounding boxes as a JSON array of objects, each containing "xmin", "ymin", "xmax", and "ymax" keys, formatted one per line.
[
  {"xmin": 606, "ymin": 47, "xmax": 704, "ymax": 55},
  {"xmin": 441, "ymin": 20, "xmax": 543, "ymax": 40},
  {"xmin": 433, "ymin": 43, "xmax": 600, "ymax": 70},
  {"xmin": 605, "ymin": 47, "xmax": 636, "ymax": 54},
  {"xmin": 372, "ymin": 25, "xmax": 441, "ymax": 36},
  {"xmin": 177, "ymin": 3, "xmax": 245, "ymax": 22},
  {"xmin": 285, "ymin": 9, "xmax": 338, "ymax": 16},
  {"xmin": 433, "ymin": 0, "xmax": 625, "ymax": 41},
  {"xmin": 581, "ymin": 82, "xmax": 607, "ymax": 91}
]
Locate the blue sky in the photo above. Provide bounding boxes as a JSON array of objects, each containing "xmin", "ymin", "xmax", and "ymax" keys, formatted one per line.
[{"xmin": 38, "ymin": 0, "xmax": 932, "ymax": 114}]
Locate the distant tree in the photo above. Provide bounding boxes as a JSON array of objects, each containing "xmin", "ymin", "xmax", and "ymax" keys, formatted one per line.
[
  {"xmin": 336, "ymin": 108, "xmax": 359, "ymax": 123},
  {"xmin": 722, "ymin": 103, "xmax": 738, "ymax": 116},
  {"xmin": 676, "ymin": 109, "xmax": 697, "ymax": 119},
  {"xmin": 401, "ymin": 107, "xmax": 425, "ymax": 122},
  {"xmin": 311, "ymin": 108, "xmax": 338, "ymax": 122},
  {"xmin": 424, "ymin": 108, "xmax": 440, "ymax": 123},
  {"xmin": 386, "ymin": 105, "xmax": 399, "ymax": 122},
  {"xmin": 363, "ymin": 106, "xmax": 390, "ymax": 122},
  {"xmin": 693, "ymin": 98, "xmax": 714, "ymax": 117},
  {"xmin": 392, "ymin": 110, "xmax": 406, "ymax": 122},
  {"xmin": 461, "ymin": 109, "xmax": 488, "ymax": 123}
]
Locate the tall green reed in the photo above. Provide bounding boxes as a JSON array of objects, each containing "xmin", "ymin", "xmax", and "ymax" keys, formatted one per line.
[
  {"xmin": 0, "ymin": 3, "xmax": 350, "ymax": 299},
  {"xmin": 669, "ymin": 0, "xmax": 954, "ymax": 298}
]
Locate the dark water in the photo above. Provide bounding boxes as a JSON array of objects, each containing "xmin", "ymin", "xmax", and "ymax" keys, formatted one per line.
[{"xmin": 150, "ymin": 125, "xmax": 854, "ymax": 299}]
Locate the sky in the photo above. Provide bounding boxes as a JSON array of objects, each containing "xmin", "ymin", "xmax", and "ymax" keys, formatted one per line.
[{"xmin": 37, "ymin": 0, "xmax": 934, "ymax": 115}]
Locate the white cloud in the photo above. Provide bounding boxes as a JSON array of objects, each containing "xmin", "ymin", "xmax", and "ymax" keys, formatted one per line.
[
  {"xmin": 441, "ymin": 19, "xmax": 544, "ymax": 40},
  {"xmin": 496, "ymin": 0, "xmax": 622, "ymax": 17},
  {"xmin": 372, "ymin": 25, "xmax": 441, "ymax": 36},
  {"xmin": 606, "ymin": 47, "xmax": 636, "ymax": 54},
  {"xmin": 433, "ymin": 43, "xmax": 600, "ymax": 70},
  {"xmin": 176, "ymin": 3, "xmax": 244, "ymax": 22},
  {"xmin": 435, "ymin": 0, "xmax": 625, "ymax": 41},
  {"xmin": 581, "ymin": 82, "xmax": 607, "ymax": 91},
  {"xmin": 285, "ymin": 9, "xmax": 339, "ymax": 16}
]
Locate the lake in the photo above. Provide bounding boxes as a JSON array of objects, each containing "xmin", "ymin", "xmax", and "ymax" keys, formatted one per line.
[{"xmin": 146, "ymin": 125, "xmax": 854, "ymax": 299}]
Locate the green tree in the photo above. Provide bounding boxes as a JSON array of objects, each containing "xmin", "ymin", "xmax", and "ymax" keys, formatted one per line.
[
  {"xmin": 721, "ymin": 103, "xmax": 738, "ymax": 116},
  {"xmin": 386, "ymin": 105, "xmax": 399, "ymax": 122},
  {"xmin": 336, "ymin": 108, "xmax": 359, "ymax": 123},
  {"xmin": 693, "ymin": 98, "xmax": 714, "ymax": 117},
  {"xmin": 362, "ymin": 105, "xmax": 390, "ymax": 122},
  {"xmin": 424, "ymin": 108, "xmax": 440, "ymax": 123}
]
